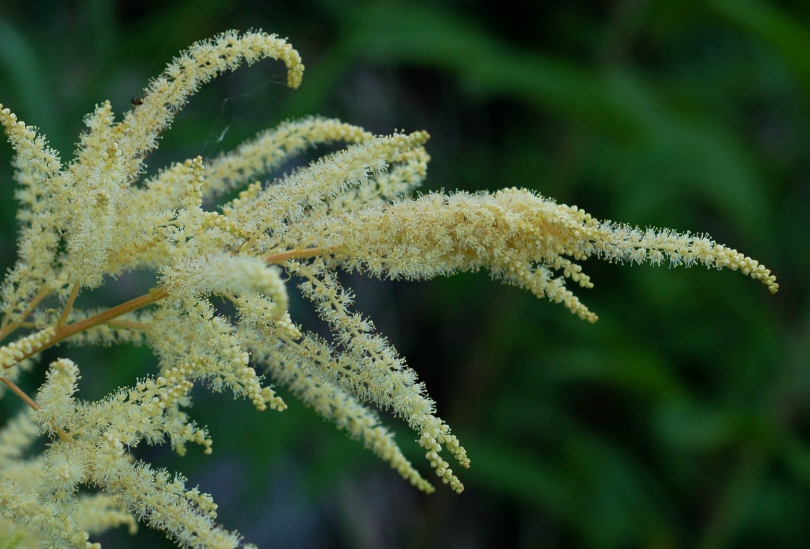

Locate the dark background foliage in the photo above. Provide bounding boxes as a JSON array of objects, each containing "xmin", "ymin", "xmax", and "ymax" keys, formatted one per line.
[{"xmin": 0, "ymin": 1, "xmax": 808, "ymax": 548}]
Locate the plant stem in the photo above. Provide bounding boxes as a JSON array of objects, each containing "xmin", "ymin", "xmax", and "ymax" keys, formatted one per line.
[
  {"xmin": 5, "ymin": 287, "xmax": 169, "ymax": 369},
  {"xmin": 58, "ymin": 282, "xmax": 81, "ymax": 329},
  {"xmin": 54, "ymin": 287, "xmax": 169, "ymax": 344},
  {"xmin": 266, "ymin": 247, "xmax": 338, "ymax": 263},
  {"xmin": 0, "ymin": 286, "xmax": 52, "ymax": 340},
  {"xmin": 1, "ymin": 376, "xmax": 72, "ymax": 442}
]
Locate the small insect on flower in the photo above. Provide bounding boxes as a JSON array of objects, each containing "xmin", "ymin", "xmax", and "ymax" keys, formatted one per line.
[{"xmin": 131, "ymin": 96, "xmax": 144, "ymax": 107}]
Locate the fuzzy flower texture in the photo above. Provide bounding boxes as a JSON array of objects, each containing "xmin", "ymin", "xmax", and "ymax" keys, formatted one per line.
[{"xmin": 0, "ymin": 31, "xmax": 777, "ymax": 549}]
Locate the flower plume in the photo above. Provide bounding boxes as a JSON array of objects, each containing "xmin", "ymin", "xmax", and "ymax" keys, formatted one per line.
[{"xmin": 0, "ymin": 29, "xmax": 776, "ymax": 548}]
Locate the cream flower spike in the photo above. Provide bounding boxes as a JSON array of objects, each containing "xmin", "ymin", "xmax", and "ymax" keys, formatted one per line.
[{"xmin": 0, "ymin": 29, "xmax": 776, "ymax": 549}]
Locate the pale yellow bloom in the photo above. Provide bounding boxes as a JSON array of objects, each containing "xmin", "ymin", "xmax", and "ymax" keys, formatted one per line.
[{"xmin": 0, "ymin": 29, "xmax": 776, "ymax": 548}]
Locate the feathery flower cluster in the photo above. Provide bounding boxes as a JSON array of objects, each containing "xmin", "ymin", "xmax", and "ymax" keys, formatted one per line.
[{"xmin": 0, "ymin": 30, "xmax": 776, "ymax": 548}]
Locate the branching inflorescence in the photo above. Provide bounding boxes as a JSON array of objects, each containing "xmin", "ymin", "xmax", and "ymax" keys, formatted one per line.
[{"xmin": 0, "ymin": 31, "xmax": 777, "ymax": 548}]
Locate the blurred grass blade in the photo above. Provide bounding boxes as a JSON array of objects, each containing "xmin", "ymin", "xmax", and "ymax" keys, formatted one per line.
[
  {"xmin": 461, "ymin": 433, "xmax": 574, "ymax": 514},
  {"xmin": 342, "ymin": 3, "xmax": 648, "ymax": 136},
  {"xmin": 0, "ymin": 17, "xmax": 55, "ymax": 133},
  {"xmin": 546, "ymin": 346, "xmax": 686, "ymax": 401},
  {"xmin": 710, "ymin": 0, "xmax": 810, "ymax": 93}
]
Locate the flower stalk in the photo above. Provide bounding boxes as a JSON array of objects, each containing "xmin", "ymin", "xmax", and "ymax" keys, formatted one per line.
[{"xmin": 0, "ymin": 29, "xmax": 776, "ymax": 549}]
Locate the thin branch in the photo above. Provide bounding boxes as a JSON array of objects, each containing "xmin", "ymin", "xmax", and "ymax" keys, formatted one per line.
[
  {"xmin": 5, "ymin": 287, "xmax": 169, "ymax": 368},
  {"xmin": 54, "ymin": 287, "xmax": 169, "ymax": 346},
  {"xmin": 58, "ymin": 282, "xmax": 81, "ymax": 329},
  {"xmin": 1, "ymin": 376, "xmax": 72, "ymax": 443},
  {"xmin": 0, "ymin": 286, "xmax": 52, "ymax": 340},
  {"xmin": 265, "ymin": 247, "xmax": 335, "ymax": 264},
  {"xmin": 1, "ymin": 376, "xmax": 39, "ymax": 410}
]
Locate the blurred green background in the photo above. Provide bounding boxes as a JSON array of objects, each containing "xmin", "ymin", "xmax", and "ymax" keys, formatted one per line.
[{"xmin": 0, "ymin": 0, "xmax": 808, "ymax": 548}]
